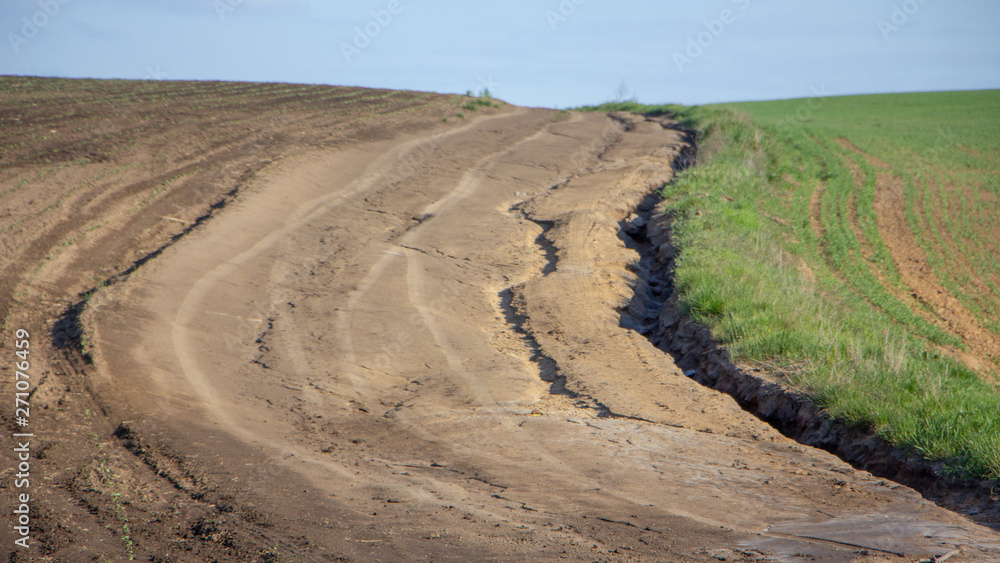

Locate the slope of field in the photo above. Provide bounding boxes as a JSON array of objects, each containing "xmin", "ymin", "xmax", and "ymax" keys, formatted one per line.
[
  {"xmin": 581, "ymin": 92, "xmax": 999, "ymax": 484},
  {"xmin": 2, "ymin": 78, "xmax": 999, "ymax": 561}
]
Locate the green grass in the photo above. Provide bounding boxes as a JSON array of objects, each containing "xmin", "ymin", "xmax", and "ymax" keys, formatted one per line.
[
  {"xmin": 727, "ymin": 91, "xmax": 1000, "ymax": 337},
  {"xmin": 459, "ymin": 88, "xmax": 502, "ymax": 112},
  {"xmin": 581, "ymin": 92, "xmax": 1000, "ymax": 481}
]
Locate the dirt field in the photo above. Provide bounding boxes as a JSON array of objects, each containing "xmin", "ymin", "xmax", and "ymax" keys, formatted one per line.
[{"xmin": 2, "ymin": 79, "xmax": 999, "ymax": 561}]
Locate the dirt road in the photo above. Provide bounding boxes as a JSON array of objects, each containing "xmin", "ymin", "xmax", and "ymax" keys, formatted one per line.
[{"xmin": 77, "ymin": 106, "xmax": 1000, "ymax": 561}]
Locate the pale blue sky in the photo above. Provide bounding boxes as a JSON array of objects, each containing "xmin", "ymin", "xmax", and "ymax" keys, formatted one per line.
[{"xmin": 1, "ymin": 0, "xmax": 998, "ymax": 107}]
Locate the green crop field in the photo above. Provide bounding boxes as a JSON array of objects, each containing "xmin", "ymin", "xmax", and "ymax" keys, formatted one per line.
[{"xmin": 583, "ymin": 91, "xmax": 1000, "ymax": 481}]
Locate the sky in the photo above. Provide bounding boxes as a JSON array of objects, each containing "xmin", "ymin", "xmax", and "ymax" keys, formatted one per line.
[{"xmin": 1, "ymin": 0, "xmax": 998, "ymax": 108}]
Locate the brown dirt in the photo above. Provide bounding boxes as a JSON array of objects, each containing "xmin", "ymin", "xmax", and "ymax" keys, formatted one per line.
[
  {"xmin": 835, "ymin": 138, "xmax": 891, "ymax": 170},
  {"xmin": 1, "ymin": 79, "xmax": 999, "ymax": 561},
  {"xmin": 956, "ymin": 145, "xmax": 981, "ymax": 158},
  {"xmin": 808, "ymin": 180, "xmax": 826, "ymax": 243}
]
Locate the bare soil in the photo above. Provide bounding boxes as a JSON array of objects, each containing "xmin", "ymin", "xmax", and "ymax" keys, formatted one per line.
[{"xmin": 1, "ymin": 79, "xmax": 999, "ymax": 561}]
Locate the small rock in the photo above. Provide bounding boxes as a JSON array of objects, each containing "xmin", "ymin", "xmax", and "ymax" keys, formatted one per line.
[{"xmin": 623, "ymin": 214, "xmax": 644, "ymax": 235}]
